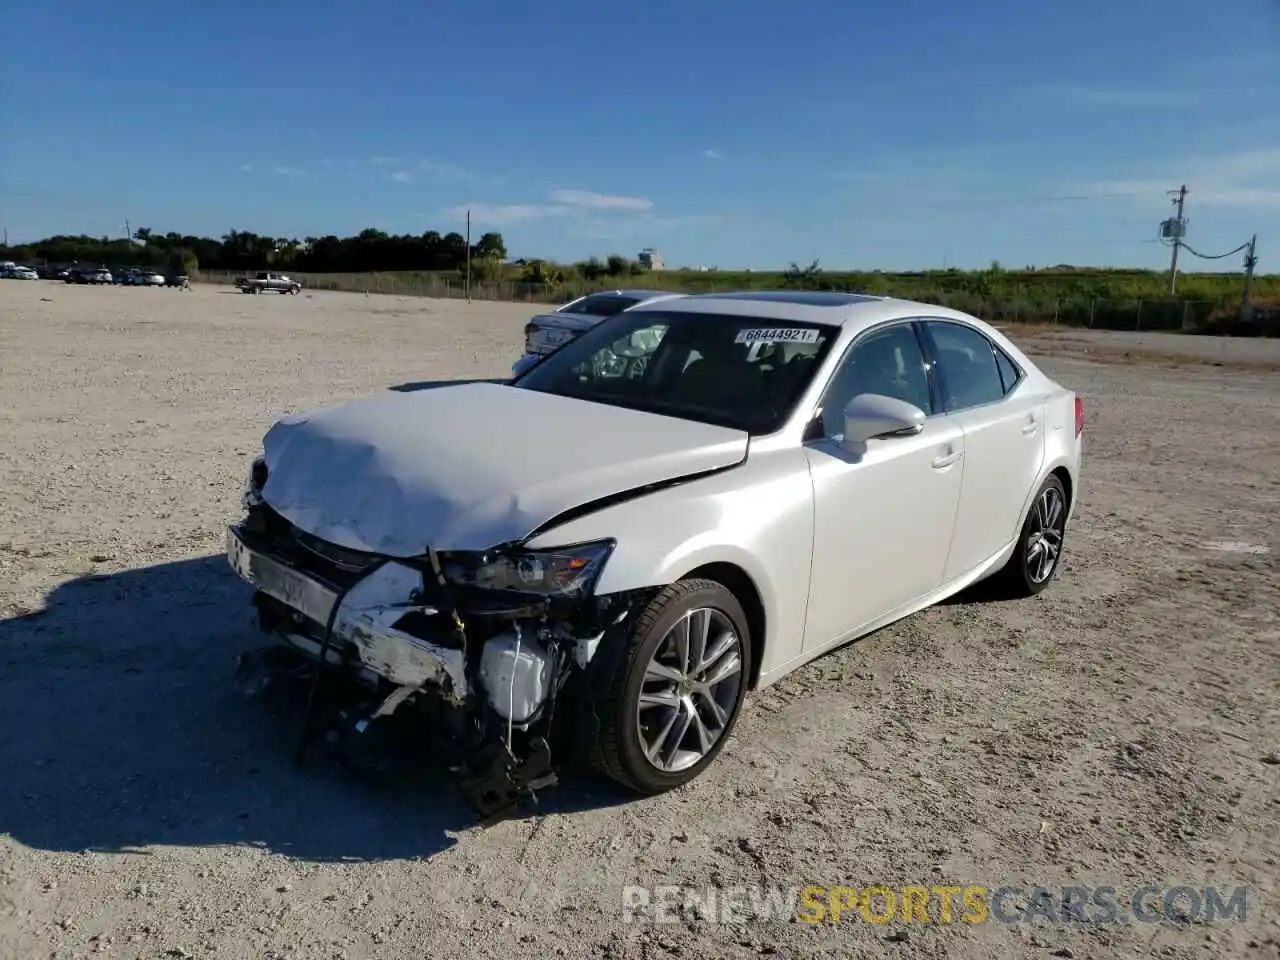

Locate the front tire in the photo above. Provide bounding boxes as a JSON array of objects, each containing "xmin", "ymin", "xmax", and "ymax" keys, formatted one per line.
[
  {"xmin": 997, "ymin": 474, "xmax": 1068, "ymax": 597},
  {"xmin": 587, "ymin": 579, "xmax": 752, "ymax": 795}
]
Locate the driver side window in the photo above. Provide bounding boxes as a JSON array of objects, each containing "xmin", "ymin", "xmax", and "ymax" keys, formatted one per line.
[{"xmin": 818, "ymin": 323, "xmax": 933, "ymax": 438}]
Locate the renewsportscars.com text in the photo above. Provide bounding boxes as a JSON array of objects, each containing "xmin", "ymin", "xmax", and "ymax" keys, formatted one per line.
[{"xmin": 621, "ymin": 884, "xmax": 1249, "ymax": 925}]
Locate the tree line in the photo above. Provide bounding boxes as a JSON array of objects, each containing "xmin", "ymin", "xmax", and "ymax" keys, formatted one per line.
[{"xmin": 0, "ymin": 226, "xmax": 511, "ymax": 275}]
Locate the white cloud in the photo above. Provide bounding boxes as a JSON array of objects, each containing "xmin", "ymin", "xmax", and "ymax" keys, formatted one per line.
[
  {"xmin": 446, "ymin": 203, "xmax": 572, "ymax": 226},
  {"xmin": 1035, "ymin": 84, "xmax": 1195, "ymax": 108},
  {"xmin": 1077, "ymin": 147, "xmax": 1280, "ymax": 210},
  {"xmin": 381, "ymin": 157, "xmax": 472, "ymax": 184},
  {"xmin": 449, "ymin": 189, "xmax": 677, "ymax": 227},
  {"xmin": 272, "ymin": 166, "xmax": 305, "ymax": 176},
  {"xmin": 575, "ymin": 212, "xmax": 723, "ymax": 241},
  {"xmin": 238, "ymin": 164, "xmax": 253, "ymax": 172},
  {"xmin": 703, "ymin": 149, "xmax": 724, "ymax": 160},
  {"xmin": 417, "ymin": 158, "xmax": 472, "ymax": 180},
  {"xmin": 548, "ymin": 189, "xmax": 653, "ymax": 211}
]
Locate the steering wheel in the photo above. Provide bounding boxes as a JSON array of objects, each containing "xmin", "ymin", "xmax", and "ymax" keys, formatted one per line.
[{"xmin": 626, "ymin": 356, "xmax": 649, "ymax": 379}]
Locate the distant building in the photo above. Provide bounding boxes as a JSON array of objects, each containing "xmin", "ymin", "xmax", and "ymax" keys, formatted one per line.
[{"xmin": 638, "ymin": 247, "xmax": 665, "ymax": 271}]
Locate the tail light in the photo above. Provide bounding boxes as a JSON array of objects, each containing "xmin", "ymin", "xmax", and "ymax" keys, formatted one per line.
[{"xmin": 1074, "ymin": 397, "xmax": 1085, "ymax": 437}]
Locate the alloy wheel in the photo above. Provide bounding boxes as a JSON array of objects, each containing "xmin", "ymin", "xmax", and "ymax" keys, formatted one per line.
[
  {"xmin": 1025, "ymin": 484, "xmax": 1066, "ymax": 584},
  {"xmin": 635, "ymin": 607, "xmax": 744, "ymax": 773}
]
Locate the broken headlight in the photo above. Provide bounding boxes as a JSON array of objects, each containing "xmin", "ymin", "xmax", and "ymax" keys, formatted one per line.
[{"xmin": 442, "ymin": 541, "xmax": 614, "ymax": 598}]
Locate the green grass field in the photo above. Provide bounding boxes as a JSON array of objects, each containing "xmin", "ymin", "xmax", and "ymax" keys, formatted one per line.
[{"xmin": 198, "ymin": 265, "xmax": 1276, "ymax": 333}]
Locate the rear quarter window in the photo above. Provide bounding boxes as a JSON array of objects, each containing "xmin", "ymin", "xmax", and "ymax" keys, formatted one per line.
[{"xmin": 994, "ymin": 346, "xmax": 1023, "ymax": 395}]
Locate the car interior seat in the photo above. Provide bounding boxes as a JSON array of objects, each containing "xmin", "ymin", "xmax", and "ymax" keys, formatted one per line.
[
  {"xmin": 851, "ymin": 336, "xmax": 930, "ymax": 411},
  {"xmin": 670, "ymin": 338, "xmax": 763, "ymax": 409},
  {"xmin": 937, "ymin": 347, "xmax": 990, "ymax": 409}
]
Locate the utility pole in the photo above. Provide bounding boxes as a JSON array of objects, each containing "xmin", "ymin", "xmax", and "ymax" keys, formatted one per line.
[
  {"xmin": 465, "ymin": 208, "xmax": 471, "ymax": 303},
  {"xmin": 1167, "ymin": 185, "xmax": 1187, "ymax": 294},
  {"xmin": 1243, "ymin": 233, "xmax": 1258, "ymax": 308},
  {"xmin": 124, "ymin": 218, "xmax": 131, "ymax": 243}
]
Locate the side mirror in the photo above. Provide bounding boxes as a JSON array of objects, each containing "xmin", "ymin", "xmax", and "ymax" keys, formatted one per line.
[
  {"xmin": 842, "ymin": 393, "xmax": 926, "ymax": 445},
  {"xmin": 511, "ymin": 353, "xmax": 541, "ymax": 379}
]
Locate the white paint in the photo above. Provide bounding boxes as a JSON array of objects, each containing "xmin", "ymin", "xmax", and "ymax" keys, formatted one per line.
[
  {"xmin": 254, "ymin": 295, "xmax": 1084, "ymax": 709},
  {"xmin": 259, "ymin": 381, "xmax": 747, "ymax": 556}
]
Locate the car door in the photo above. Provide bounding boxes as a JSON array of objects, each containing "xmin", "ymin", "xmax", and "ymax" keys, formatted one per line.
[
  {"xmin": 802, "ymin": 321, "xmax": 966, "ymax": 652},
  {"xmin": 920, "ymin": 319, "xmax": 1046, "ymax": 583}
]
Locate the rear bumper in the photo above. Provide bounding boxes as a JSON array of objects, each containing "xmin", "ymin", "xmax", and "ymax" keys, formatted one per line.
[{"xmin": 225, "ymin": 524, "xmax": 468, "ymax": 696}]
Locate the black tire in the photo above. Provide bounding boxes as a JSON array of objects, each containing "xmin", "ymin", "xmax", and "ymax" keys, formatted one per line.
[
  {"xmin": 586, "ymin": 578, "xmax": 752, "ymax": 795},
  {"xmin": 995, "ymin": 474, "xmax": 1069, "ymax": 598}
]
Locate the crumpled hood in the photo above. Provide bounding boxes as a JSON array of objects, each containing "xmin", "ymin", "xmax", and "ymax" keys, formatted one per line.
[{"xmin": 259, "ymin": 382, "xmax": 748, "ymax": 556}]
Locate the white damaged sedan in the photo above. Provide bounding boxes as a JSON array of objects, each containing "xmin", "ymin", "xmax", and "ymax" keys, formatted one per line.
[{"xmin": 227, "ymin": 291, "xmax": 1083, "ymax": 813}]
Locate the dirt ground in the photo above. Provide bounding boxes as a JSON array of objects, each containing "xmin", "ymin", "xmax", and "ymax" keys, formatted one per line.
[{"xmin": 1, "ymin": 282, "xmax": 1277, "ymax": 960}]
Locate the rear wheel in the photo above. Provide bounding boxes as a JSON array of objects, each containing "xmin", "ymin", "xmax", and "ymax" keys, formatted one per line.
[
  {"xmin": 997, "ymin": 474, "xmax": 1068, "ymax": 597},
  {"xmin": 587, "ymin": 579, "xmax": 751, "ymax": 794}
]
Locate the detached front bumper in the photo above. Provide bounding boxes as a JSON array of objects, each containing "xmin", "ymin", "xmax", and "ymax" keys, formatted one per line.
[{"xmin": 226, "ymin": 524, "xmax": 468, "ymax": 696}]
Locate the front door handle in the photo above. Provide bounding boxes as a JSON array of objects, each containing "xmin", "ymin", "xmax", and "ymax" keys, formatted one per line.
[
  {"xmin": 931, "ymin": 449, "xmax": 963, "ymax": 469},
  {"xmin": 1021, "ymin": 415, "xmax": 1039, "ymax": 436}
]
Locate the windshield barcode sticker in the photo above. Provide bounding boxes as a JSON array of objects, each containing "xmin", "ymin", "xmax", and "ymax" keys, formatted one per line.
[{"xmin": 734, "ymin": 327, "xmax": 821, "ymax": 345}]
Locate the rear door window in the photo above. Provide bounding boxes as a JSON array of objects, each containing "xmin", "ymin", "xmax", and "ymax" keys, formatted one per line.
[{"xmin": 924, "ymin": 321, "xmax": 1006, "ymax": 411}]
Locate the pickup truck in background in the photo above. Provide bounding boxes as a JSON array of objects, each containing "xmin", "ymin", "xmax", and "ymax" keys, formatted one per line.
[{"xmin": 235, "ymin": 271, "xmax": 302, "ymax": 295}]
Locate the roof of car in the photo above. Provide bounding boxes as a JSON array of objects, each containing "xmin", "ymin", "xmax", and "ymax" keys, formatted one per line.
[{"xmin": 628, "ymin": 289, "xmax": 980, "ymax": 332}]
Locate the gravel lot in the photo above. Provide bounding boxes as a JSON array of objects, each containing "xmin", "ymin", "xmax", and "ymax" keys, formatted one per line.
[{"xmin": 2, "ymin": 282, "xmax": 1277, "ymax": 960}]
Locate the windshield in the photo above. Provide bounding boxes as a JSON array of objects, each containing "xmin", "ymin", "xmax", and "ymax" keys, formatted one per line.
[{"xmin": 514, "ymin": 310, "xmax": 838, "ymax": 434}]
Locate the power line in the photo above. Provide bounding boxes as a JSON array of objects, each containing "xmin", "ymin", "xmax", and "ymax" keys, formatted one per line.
[
  {"xmin": 1179, "ymin": 239, "xmax": 1251, "ymax": 260},
  {"xmin": 923, "ymin": 190, "xmax": 1149, "ymax": 209}
]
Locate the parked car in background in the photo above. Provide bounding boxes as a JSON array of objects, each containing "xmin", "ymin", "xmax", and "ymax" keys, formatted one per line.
[
  {"xmin": 512, "ymin": 289, "xmax": 685, "ymax": 376},
  {"xmin": 226, "ymin": 290, "xmax": 1083, "ymax": 815},
  {"xmin": 137, "ymin": 269, "xmax": 166, "ymax": 286},
  {"xmin": 235, "ymin": 271, "xmax": 301, "ymax": 295},
  {"xmin": 1, "ymin": 262, "xmax": 39, "ymax": 280},
  {"xmin": 165, "ymin": 273, "xmax": 191, "ymax": 289},
  {"xmin": 72, "ymin": 266, "xmax": 113, "ymax": 284}
]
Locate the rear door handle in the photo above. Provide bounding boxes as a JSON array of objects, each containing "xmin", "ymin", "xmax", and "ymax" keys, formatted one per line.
[
  {"xmin": 932, "ymin": 450, "xmax": 963, "ymax": 469},
  {"xmin": 1021, "ymin": 418, "xmax": 1039, "ymax": 436}
]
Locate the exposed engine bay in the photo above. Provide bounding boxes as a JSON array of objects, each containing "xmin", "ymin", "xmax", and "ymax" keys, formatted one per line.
[{"xmin": 228, "ymin": 496, "xmax": 652, "ymax": 821}]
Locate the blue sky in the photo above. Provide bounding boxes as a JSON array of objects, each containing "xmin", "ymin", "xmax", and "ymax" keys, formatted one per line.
[{"xmin": 2, "ymin": 0, "xmax": 1277, "ymax": 270}]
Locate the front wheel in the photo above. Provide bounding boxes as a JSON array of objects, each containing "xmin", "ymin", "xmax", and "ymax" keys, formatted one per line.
[
  {"xmin": 586, "ymin": 579, "xmax": 751, "ymax": 794},
  {"xmin": 997, "ymin": 474, "xmax": 1068, "ymax": 597}
]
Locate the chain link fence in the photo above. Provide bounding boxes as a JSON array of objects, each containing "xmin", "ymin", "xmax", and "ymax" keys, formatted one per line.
[{"xmin": 196, "ymin": 271, "xmax": 1242, "ymax": 332}]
